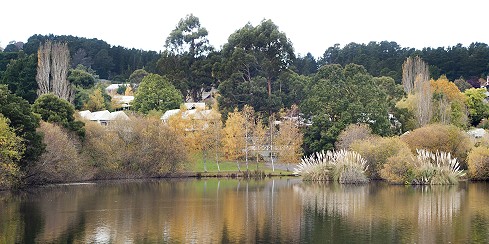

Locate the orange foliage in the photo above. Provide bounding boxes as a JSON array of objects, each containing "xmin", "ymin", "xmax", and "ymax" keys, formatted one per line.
[{"xmin": 430, "ymin": 75, "xmax": 465, "ymax": 102}]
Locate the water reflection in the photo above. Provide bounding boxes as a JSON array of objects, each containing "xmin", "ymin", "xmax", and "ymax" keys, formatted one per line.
[{"xmin": 1, "ymin": 180, "xmax": 489, "ymax": 243}]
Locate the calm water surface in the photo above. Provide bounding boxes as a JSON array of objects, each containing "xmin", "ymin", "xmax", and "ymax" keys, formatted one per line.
[{"xmin": 1, "ymin": 178, "xmax": 489, "ymax": 243}]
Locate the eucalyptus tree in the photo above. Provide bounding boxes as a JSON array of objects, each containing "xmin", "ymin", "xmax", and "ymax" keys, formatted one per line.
[
  {"xmin": 158, "ymin": 14, "xmax": 214, "ymax": 102},
  {"xmin": 301, "ymin": 64, "xmax": 391, "ymax": 154},
  {"xmin": 217, "ymin": 19, "xmax": 296, "ymax": 117}
]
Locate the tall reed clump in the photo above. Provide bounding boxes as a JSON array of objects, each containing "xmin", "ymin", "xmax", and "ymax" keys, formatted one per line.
[
  {"xmin": 382, "ymin": 149, "xmax": 464, "ymax": 185},
  {"xmin": 293, "ymin": 150, "xmax": 369, "ymax": 184}
]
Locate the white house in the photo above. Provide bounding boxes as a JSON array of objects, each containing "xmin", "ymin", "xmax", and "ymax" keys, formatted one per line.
[
  {"xmin": 113, "ymin": 95, "xmax": 134, "ymax": 110},
  {"xmin": 105, "ymin": 84, "xmax": 126, "ymax": 95},
  {"xmin": 79, "ymin": 110, "xmax": 129, "ymax": 126}
]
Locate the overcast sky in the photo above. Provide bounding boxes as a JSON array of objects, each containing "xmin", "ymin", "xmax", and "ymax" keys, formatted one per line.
[{"xmin": 1, "ymin": 0, "xmax": 488, "ymax": 58}]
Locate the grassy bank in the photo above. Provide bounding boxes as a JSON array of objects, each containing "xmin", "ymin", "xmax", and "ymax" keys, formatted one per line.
[{"xmin": 187, "ymin": 153, "xmax": 294, "ymax": 177}]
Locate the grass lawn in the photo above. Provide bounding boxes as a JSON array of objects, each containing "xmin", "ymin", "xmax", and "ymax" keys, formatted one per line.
[{"xmin": 187, "ymin": 153, "xmax": 292, "ymax": 175}]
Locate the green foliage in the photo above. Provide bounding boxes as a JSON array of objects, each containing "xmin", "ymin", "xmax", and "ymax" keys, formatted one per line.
[
  {"xmin": 350, "ymin": 136, "xmax": 411, "ymax": 179},
  {"xmin": 158, "ymin": 14, "xmax": 214, "ymax": 102},
  {"xmin": 32, "ymin": 94, "xmax": 85, "ymax": 138},
  {"xmin": 132, "ymin": 73, "xmax": 183, "ymax": 114},
  {"xmin": 67, "ymin": 65, "xmax": 96, "ymax": 88},
  {"xmin": 301, "ymin": 64, "xmax": 391, "ymax": 154},
  {"xmin": 128, "ymin": 69, "xmax": 149, "ymax": 85},
  {"xmin": 467, "ymin": 146, "xmax": 489, "ymax": 180},
  {"xmin": 294, "ymin": 150, "xmax": 369, "ymax": 184},
  {"xmin": 217, "ymin": 19, "xmax": 296, "ymax": 117},
  {"xmin": 401, "ymin": 123, "xmax": 473, "ymax": 167},
  {"xmin": 464, "ymin": 88, "xmax": 489, "ymax": 126},
  {"xmin": 0, "ymin": 85, "xmax": 43, "ymax": 166},
  {"xmin": 0, "ymin": 114, "xmax": 24, "ymax": 189},
  {"xmin": 0, "ymin": 53, "xmax": 38, "ymax": 103}
]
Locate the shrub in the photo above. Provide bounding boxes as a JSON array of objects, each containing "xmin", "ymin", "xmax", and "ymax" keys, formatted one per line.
[
  {"xmin": 294, "ymin": 150, "xmax": 369, "ymax": 184},
  {"xmin": 401, "ymin": 123, "xmax": 473, "ymax": 168},
  {"xmin": 82, "ymin": 117, "xmax": 188, "ymax": 179},
  {"xmin": 335, "ymin": 123, "xmax": 373, "ymax": 150},
  {"xmin": 467, "ymin": 146, "xmax": 489, "ymax": 180},
  {"xmin": 381, "ymin": 149, "xmax": 464, "ymax": 185},
  {"xmin": 380, "ymin": 149, "xmax": 415, "ymax": 184},
  {"xmin": 28, "ymin": 122, "xmax": 92, "ymax": 184},
  {"xmin": 350, "ymin": 136, "xmax": 411, "ymax": 179}
]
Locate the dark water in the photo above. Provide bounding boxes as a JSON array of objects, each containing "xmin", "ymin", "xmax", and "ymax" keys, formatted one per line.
[{"xmin": 1, "ymin": 178, "xmax": 489, "ymax": 243}]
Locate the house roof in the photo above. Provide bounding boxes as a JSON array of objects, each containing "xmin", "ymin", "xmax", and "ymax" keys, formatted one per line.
[{"xmin": 79, "ymin": 110, "xmax": 129, "ymax": 121}]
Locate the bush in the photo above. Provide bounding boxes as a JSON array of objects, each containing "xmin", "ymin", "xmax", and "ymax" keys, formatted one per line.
[
  {"xmin": 381, "ymin": 149, "xmax": 464, "ymax": 185},
  {"xmin": 401, "ymin": 124, "xmax": 473, "ymax": 168},
  {"xmin": 467, "ymin": 146, "xmax": 489, "ymax": 180},
  {"xmin": 380, "ymin": 149, "xmax": 415, "ymax": 184},
  {"xmin": 28, "ymin": 122, "xmax": 92, "ymax": 184},
  {"xmin": 294, "ymin": 150, "xmax": 369, "ymax": 184},
  {"xmin": 335, "ymin": 123, "xmax": 373, "ymax": 150},
  {"xmin": 350, "ymin": 136, "xmax": 411, "ymax": 179},
  {"xmin": 82, "ymin": 117, "xmax": 188, "ymax": 179}
]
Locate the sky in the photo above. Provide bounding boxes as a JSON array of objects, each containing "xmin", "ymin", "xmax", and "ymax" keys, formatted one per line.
[{"xmin": 1, "ymin": 0, "xmax": 488, "ymax": 58}]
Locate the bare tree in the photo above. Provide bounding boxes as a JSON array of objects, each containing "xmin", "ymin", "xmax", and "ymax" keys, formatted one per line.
[
  {"xmin": 36, "ymin": 40, "xmax": 52, "ymax": 96},
  {"xmin": 402, "ymin": 56, "xmax": 432, "ymax": 127},
  {"xmin": 51, "ymin": 42, "xmax": 73, "ymax": 102},
  {"xmin": 36, "ymin": 41, "xmax": 74, "ymax": 102}
]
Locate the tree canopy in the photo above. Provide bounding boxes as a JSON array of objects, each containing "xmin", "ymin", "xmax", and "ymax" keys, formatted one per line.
[
  {"xmin": 301, "ymin": 64, "xmax": 391, "ymax": 153},
  {"xmin": 132, "ymin": 74, "xmax": 183, "ymax": 114}
]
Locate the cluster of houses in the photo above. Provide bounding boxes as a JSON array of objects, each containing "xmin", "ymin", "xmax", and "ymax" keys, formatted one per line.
[{"xmin": 79, "ymin": 83, "xmax": 217, "ymax": 126}]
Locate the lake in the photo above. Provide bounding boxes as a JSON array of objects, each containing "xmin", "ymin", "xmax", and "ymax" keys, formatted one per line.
[{"xmin": 1, "ymin": 178, "xmax": 489, "ymax": 243}]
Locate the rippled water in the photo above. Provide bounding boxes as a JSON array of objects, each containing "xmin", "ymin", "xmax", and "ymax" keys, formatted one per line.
[{"xmin": 1, "ymin": 179, "xmax": 489, "ymax": 243}]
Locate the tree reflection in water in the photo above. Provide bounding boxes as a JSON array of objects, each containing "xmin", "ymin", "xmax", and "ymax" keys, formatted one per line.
[{"xmin": 2, "ymin": 180, "xmax": 489, "ymax": 243}]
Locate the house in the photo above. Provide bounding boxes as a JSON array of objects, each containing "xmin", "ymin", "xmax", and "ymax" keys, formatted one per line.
[
  {"xmin": 79, "ymin": 110, "xmax": 129, "ymax": 126},
  {"xmin": 112, "ymin": 95, "xmax": 134, "ymax": 110},
  {"xmin": 160, "ymin": 103, "xmax": 217, "ymax": 130},
  {"xmin": 105, "ymin": 84, "xmax": 126, "ymax": 95}
]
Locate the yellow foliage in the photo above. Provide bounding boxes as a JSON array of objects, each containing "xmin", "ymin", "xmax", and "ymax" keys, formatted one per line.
[
  {"xmin": 276, "ymin": 119, "xmax": 303, "ymax": 164},
  {"xmin": 401, "ymin": 123, "xmax": 473, "ymax": 167},
  {"xmin": 430, "ymin": 75, "xmax": 465, "ymax": 102},
  {"xmin": 125, "ymin": 85, "xmax": 134, "ymax": 96},
  {"xmin": 84, "ymin": 89, "xmax": 106, "ymax": 111},
  {"xmin": 350, "ymin": 136, "xmax": 411, "ymax": 179},
  {"xmin": 467, "ymin": 146, "xmax": 489, "ymax": 180},
  {"xmin": 222, "ymin": 109, "xmax": 246, "ymax": 161}
]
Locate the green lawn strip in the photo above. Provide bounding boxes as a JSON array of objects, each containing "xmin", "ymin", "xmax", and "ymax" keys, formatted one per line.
[{"xmin": 186, "ymin": 152, "xmax": 293, "ymax": 176}]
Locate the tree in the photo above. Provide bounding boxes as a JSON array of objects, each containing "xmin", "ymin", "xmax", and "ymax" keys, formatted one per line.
[
  {"xmin": 128, "ymin": 69, "xmax": 149, "ymax": 86},
  {"xmin": 159, "ymin": 14, "xmax": 214, "ymax": 102},
  {"xmin": 430, "ymin": 75, "xmax": 467, "ymax": 127},
  {"xmin": 276, "ymin": 118, "xmax": 303, "ymax": 169},
  {"xmin": 0, "ymin": 53, "xmax": 38, "ymax": 103},
  {"xmin": 0, "ymin": 114, "xmax": 24, "ymax": 188},
  {"xmin": 217, "ymin": 19, "xmax": 295, "ymax": 116},
  {"xmin": 0, "ymin": 85, "xmax": 43, "ymax": 166},
  {"xmin": 301, "ymin": 64, "xmax": 390, "ymax": 154},
  {"xmin": 83, "ymin": 88, "xmax": 106, "ymax": 111},
  {"xmin": 132, "ymin": 74, "xmax": 183, "ymax": 114},
  {"xmin": 401, "ymin": 56, "xmax": 432, "ymax": 127},
  {"xmin": 32, "ymin": 94, "xmax": 85, "ymax": 138},
  {"xmin": 464, "ymin": 88, "xmax": 489, "ymax": 126},
  {"xmin": 67, "ymin": 65, "xmax": 96, "ymax": 88},
  {"xmin": 36, "ymin": 41, "xmax": 74, "ymax": 102},
  {"xmin": 222, "ymin": 108, "xmax": 246, "ymax": 171}
]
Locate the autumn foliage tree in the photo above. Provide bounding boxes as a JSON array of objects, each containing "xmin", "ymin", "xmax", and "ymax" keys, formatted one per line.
[
  {"xmin": 222, "ymin": 108, "xmax": 246, "ymax": 171},
  {"xmin": 0, "ymin": 115, "xmax": 24, "ymax": 188}
]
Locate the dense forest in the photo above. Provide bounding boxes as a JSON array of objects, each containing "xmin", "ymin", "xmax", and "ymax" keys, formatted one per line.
[{"xmin": 1, "ymin": 14, "xmax": 489, "ymax": 189}]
